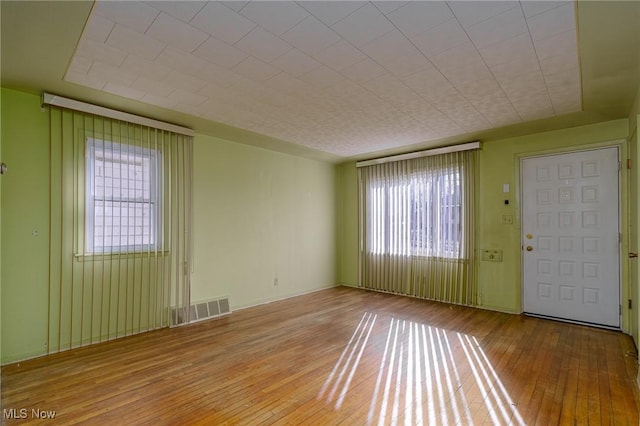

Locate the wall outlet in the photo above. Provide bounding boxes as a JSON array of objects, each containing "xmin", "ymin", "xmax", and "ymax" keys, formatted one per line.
[
  {"xmin": 482, "ymin": 249, "xmax": 503, "ymax": 262},
  {"xmin": 273, "ymin": 278, "xmax": 279, "ymax": 286},
  {"xmin": 501, "ymin": 215, "xmax": 513, "ymax": 225}
]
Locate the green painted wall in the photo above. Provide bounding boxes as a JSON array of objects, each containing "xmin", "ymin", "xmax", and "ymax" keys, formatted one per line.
[
  {"xmin": 338, "ymin": 119, "xmax": 630, "ymax": 324},
  {"xmin": 1, "ymin": 88, "xmax": 50, "ymax": 363},
  {"xmin": 337, "ymin": 161, "xmax": 358, "ymax": 287},
  {"xmin": 190, "ymin": 134, "xmax": 338, "ymax": 309},
  {"xmin": 1, "ymin": 89, "xmax": 340, "ymax": 363}
]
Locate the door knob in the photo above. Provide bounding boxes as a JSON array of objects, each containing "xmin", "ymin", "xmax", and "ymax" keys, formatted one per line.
[{"xmin": 526, "ymin": 246, "xmax": 533, "ymax": 251}]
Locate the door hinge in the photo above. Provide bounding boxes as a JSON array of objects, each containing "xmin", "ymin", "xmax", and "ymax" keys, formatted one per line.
[
  {"xmin": 628, "ymin": 159, "xmax": 632, "ymax": 170},
  {"xmin": 619, "ymin": 304, "xmax": 622, "ymax": 314},
  {"xmin": 629, "ymin": 299, "xmax": 633, "ymax": 310},
  {"xmin": 618, "ymin": 161, "xmax": 622, "ymax": 171},
  {"xmin": 619, "ymin": 233, "xmax": 622, "ymax": 244}
]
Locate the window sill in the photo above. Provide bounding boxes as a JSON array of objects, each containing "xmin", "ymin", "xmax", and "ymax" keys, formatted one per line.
[{"xmin": 75, "ymin": 251, "xmax": 169, "ymax": 262}]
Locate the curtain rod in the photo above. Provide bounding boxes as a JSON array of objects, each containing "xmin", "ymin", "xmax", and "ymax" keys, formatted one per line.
[
  {"xmin": 42, "ymin": 92, "xmax": 195, "ymax": 137},
  {"xmin": 356, "ymin": 141, "xmax": 481, "ymax": 168}
]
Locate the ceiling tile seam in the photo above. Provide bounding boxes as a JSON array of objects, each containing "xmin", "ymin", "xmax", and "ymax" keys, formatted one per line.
[
  {"xmin": 520, "ymin": 4, "xmax": 571, "ymax": 116},
  {"xmin": 520, "ymin": 1, "xmax": 572, "ymax": 20},
  {"xmin": 368, "ymin": 1, "xmax": 494, "ymax": 130},
  {"xmin": 439, "ymin": 1, "xmax": 528, "ymax": 123},
  {"xmin": 448, "ymin": 1, "xmax": 520, "ymax": 30},
  {"xmin": 295, "ymin": 0, "xmax": 368, "ymax": 28}
]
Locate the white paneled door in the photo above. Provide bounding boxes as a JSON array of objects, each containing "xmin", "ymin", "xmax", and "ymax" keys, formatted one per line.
[{"xmin": 521, "ymin": 147, "xmax": 620, "ymax": 328}]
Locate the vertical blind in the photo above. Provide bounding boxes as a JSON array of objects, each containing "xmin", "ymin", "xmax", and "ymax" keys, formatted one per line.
[
  {"xmin": 47, "ymin": 105, "xmax": 192, "ymax": 353},
  {"xmin": 358, "ymin": 149, "xmax": 477, "ymax": 305}
]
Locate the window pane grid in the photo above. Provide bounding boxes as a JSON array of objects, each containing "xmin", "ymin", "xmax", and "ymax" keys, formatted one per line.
[{"xmin": 87, "ymin": 138, "xmax": 159, "ymax": 254}]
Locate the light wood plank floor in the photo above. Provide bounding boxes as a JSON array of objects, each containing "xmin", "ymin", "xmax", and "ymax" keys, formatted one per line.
[{"xmin": 2, "ymin": 286, "xmax": 639, "ymax": 425}]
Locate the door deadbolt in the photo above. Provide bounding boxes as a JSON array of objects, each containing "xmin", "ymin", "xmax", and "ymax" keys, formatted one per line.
[{"xmin": 526, "ymin": 246, "xmax": 533, "ymax": 251}]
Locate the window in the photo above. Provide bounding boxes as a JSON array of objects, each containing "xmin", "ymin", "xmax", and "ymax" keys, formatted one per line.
[
  {"xmin": 86, "ymin": 138, "xmax": 160, "ymax": 254},
  {"xmin": 357, "ymin": 149, "xmax": 477, "ymax": 304},
  {"xmin": 367, "ymin": 168, "xmax": 462, "ymax": 259}
]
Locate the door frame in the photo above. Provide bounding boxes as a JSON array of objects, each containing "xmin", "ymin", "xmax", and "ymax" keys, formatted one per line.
[{"xmin": 517, "ymin": 141, "xmax": 627, "ymax": 330}]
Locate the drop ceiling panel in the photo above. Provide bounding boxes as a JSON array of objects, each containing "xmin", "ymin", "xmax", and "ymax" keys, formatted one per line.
[
  {"xmin": 238, "ymin": 1, "xmax": 309, "ymax": 35},
  {"xmin": 190, "ymin": 2, "xmax": 256, "ymax": 44},
  {"xmin": 146, "ymin": 12, "xmax": 208, "ymax": 52},
  {"xmin": 66, "ymin": 0, "xmax": 583, "ymax": 158},
  {"xmin": 234, "ymin": 27, "xmax": 293, "ymax": 62},
  {"xmin": 297, "ymin": 1, "xmax": 367, "ymax": 26}
]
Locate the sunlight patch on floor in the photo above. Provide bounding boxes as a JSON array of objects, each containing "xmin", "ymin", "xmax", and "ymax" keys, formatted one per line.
[{"xmin": 320, "ymin": 315, "xmax": 526, "ymax": 425}]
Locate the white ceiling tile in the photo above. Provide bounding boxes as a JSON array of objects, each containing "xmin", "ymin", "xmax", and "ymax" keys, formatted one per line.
[
  {"xmin": 380, "ymin": 52, "xmax": 434, "ymax": 78},
  {"xmin": 489, "ymin": 55, "xmax": 541, "ymax": 82},
  {"xmin": 141, "ymin": 93, "xmax": 177, "ymax": 109},
  {"xmin": 539, "ymin": 52, "xmax": 579, "ymax": 76},
  {"xmin": 527, "ymin": 3, "xmax": 576, "ymax": 43},
  {"xmin": 220, "ymin": 1, "xmax": 249, "ymax": 13},
  {"xmin": 145, "ymin": 12, "xmax": 208, "ymax": 53},
  {"xmin": 239, "ymin": 1, "xmax": 309, "ymax": 35},
  {"xmin": 133, "ymin": 75, "xmax": 176, "ymax": 96},
  {"xmin": 361, "ymin": 29, "xmax": 420, "ymax": 63},
  {"xmin": 234, "ymin": 27, "xmax": 293, "ymax": 63},
  {"xmin": 298, "ymin": 65, "xmax": 345, "ymax": 89},
  {"xmin": 163, "ymin": 70, "xmax": 207, "ymax": 92},
  {"xmin": 387, "ymin": 1, "xmax": 453, "ymax": 37},
  {"xmin": 143, "ymin": 1, "xmax": 206, "ymax": 23},
  {"xmin": 533, "ymin": 29, "xmax": 577, "ymax": 61},
  {"xmin": 190, "ymin": 2, "xmax": 256, "ymax": 44},
  {"xmin": 363, "ymin": 73, "xmax": 417, "ymax": 102},
  {"xmin": 430, "ymin": 41, "xmax": 484, "ymax": 73},
  {"xmin": 270, "ymin": 49, "xmax": 321, "ymax": 77},
  {"xmin": 156, "ymin": 46, "xmax": 212, "ymax": 77},
  {"xmin": 168, "ymin": 88, "xmax": 208, "ymax": 106},
  {"xmin": 92, "ymin": 0, "xmax": 159, "ymax": 32},
  {"xmin": 106, "ymin": 24, "xmax": 166, "ymax": 61},
  {"xmin": 263, "ymin": 73, "xmax": 312, "ymax": 96},
  {"xmin": 69, "ymin": 0, "xmax": 582, "ymax": 158},
  {"xmin": 87, "ymin": 60, "xmax": 138, "ymax": 86},
  {"xmin": 67, "ymin": 56, "xmax": 93, "ymax": 74},
  {"xmin": 331, "ymin": 3, "xmax": 395, "ymax": 47},
  {"xmin": 411, "ymin": 19, "xmax": 469, "ymax": 58},
  {"xmin": 521, "ymin": 1, "xmax": 570, "ymax": 18},
  {"xmin": 312, "ymin": 40, "xmax": 367, "ymax": 71},
  {"xmin": 403, "ymin": 67, "xmax": 451, "ymax": 95},
  {"xmin": 196, "ymin": 62, "xmax": 248, "ymax": 87},
  {"xmin": 76, "ymin": 38, "xmax": 127, "ymax": 67},
  {"xmin": 64, "ymin": 70, "xmax": 108, "ymax": 91},
  {"xmin": 193, "ymin": 37, "xmax": 248, "ymax": 69},
  {"xmin": 373, "ymin": 1, "xmax": 408, "ymax": 15},
  {"xmin": 448, "ymin": 1, "xmax": 519, "ymax": 28},
  {"xmin": 544, "ymin": 68, "xmax": 580, "ymax": 90},
  {"xmin": 478, "ymin": 32, "xmax": 536, "ymax": 68},
  {"xmin": 121, "ymin": 55, "xmax": 171, "ymax": 82},
  {"xmin": 281, "ymin": 16, "xmax": 342, "ymax": 55},
  {"xmin": 298, "ymin": 1, "xmax": 367, "ymax": 26},
  {"xmin": 499, "ymin": 71, "xmax": 548, "ymax": 97},
  {"xmin": 103, "ymin": 82, "xmax": 147, "ymax": 100},
  {"xmin": 443, "ymin": 61, "xmax": 493, "ymax": 86},
  {"xmin": 232, "ymin": 56, "xmax": 281, "ymax": 81},
  {"xmin": 466, "ymin": 6, "xmax": 528, "ymax": 49},
  {"xmin": 83, "ymin": 14, "xmax": 115, "ymax": 43},
  {"xmin": 340, "ymin": 58, "xmax": 387, "ymax": 83}
]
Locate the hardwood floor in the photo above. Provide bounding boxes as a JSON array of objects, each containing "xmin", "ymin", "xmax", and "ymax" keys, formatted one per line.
[{"xmin": 2, "ymin": 286, "xmax": 639, "ymax": 425}]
